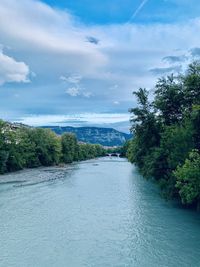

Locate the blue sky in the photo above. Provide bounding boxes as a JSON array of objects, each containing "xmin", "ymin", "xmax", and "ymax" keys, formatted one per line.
[
  {"xmin": 0, "ymin": 0, "xmax": 200, "ymax": 132},
  {"xmin": 44, "ymin": 0, "xmax": 151, "ymax": 24},
  {"xmin": 43, "ymin": 0, "xmax": 200, "ymax": 24}
]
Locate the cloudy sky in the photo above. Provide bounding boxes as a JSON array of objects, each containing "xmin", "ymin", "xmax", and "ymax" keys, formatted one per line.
[{"xmin": 0, "ymin": 0, "xmax": 200, "ymax": 132}]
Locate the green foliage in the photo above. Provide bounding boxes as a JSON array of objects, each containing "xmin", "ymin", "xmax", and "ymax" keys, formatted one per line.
[
  {"xmin": 0, "ymin": 150, "xmax": 9, "ymax": 174},
  {"xmin": 126, "ymin": 139, "xmax": 137, "ymax": 163},
  {"xmin": 129, "ymin": 88, "xmax": 161, "ymax": 169},
  {"xmin": 29, "ymin": 128, "xmax": 61, "ymax": 166},
  {"xmin": 154, "ymin": 75, "xmax": 184, "ymax": 125},
  {"xmin": 158, "ymin": 123, "xmax": 194, "ymax": 174},
  {"xmin": 77, "ymin": 143, "xmax": 106, "ymax": 160},
  {"xmin": 0, "ymin": 121, "xmax": 106, "ymax": 174},
  {"xmin": 120, "ymin": 140, "xmax": 130, "ymax": 157},
  {"xmin": 190, "ymin": 109, "xmax": 200, "ymax": 151},
  {"xmin": 61, "ymin": 133, "xmax": 77, "ymax": 163},
  {"xmin": 126, "ymin": 62, "xmax": 200, "ymax": 210},
  {"xmin": 183, "ymin": 62, "xmax": 200, "ymax": 110},
  {"xmin": 174, "ymin": 150, "xmax": 200, "ymax": 208}
]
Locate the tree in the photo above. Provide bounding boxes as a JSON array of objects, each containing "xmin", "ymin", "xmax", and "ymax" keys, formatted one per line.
[
  {"xmin": 190, "ymin": 106, "xmax": 200, "ymax": 151},
  {"xmin": 174, "ymin": 150, "xmax": 200, "ymax": 210},
  {"xmin": 126, "ymin": 62, "xmax": 200, "ymax": 206},
  {"xmin": 183, "ymin": 62, "xmax": 200, "ymax": 111},
  {"xmin": 0, "ymin": 120, "xmax": 9, "ymax": 173},
  {"xmin": 154, "ymin": 74, "xmax": 184, "ymax": 125},
  {"xmin": 0, "ymin": 120, "xmax": 106, "ymax": 174},
  {"xmin": 61, "ymin": 133, "xmax": 77, "ymax": 163},
  {"xmin": 30, "ymin": 128, "xmax": 61, "ymax": 166},
  {"xmin": 126, "ymin": 139, "xmax": 137, "ymax": 163},
  {"xmin": 129, "ymin": 88, "xmax": 160, "ymax": 171}
]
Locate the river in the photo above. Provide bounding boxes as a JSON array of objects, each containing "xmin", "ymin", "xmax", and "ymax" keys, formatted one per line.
[{"xmin": 0, "ymin": 157, "xmax": 199, "ymax": 267}]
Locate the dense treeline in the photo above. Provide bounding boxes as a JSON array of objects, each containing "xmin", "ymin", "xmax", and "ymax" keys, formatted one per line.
[
  {"xmin": 0, "ymin": 121, "xmax": 106, "ymax": 174},
  {"xmin": 126, "ymin": 62, "xmax": 200, "ymax": 210}
]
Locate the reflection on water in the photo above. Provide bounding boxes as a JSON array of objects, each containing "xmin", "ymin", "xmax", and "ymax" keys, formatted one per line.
[{"xmin": 0, "ymin": 157, "xmax": 199, "ymax": 267}]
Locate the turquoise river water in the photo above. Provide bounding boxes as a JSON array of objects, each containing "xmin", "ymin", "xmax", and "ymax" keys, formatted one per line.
[{"xmin": 0, "ymin": 157, "xmax": 199, "ymax": 267}]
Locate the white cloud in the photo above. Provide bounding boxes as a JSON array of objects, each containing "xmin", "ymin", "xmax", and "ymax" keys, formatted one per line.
[
  {"xmin": 65, "ymin": 87, "xmax": 80, "ymax": 97},
  {"xmin": 82, "ymin": 91, "xmax": 92, "ymax": 98},
  {"xmin": 65, "ymin": 86, "xmax": 92, "ymax": 98},
  {"xmin": 60, "ymin": 74, "xmax": 82, "ymax": 84},
  {"xmin": 0, "ymin": 49, "xmax": 30, "ymax": 85},
  {"xmin": 1, "ymin": 0, "xmax": 200, "ymax": 93},
  {"xmin": 1, "ymin": 0, "xmax": 200, "ymax": 124},
  {"xmin": 15, "ymin": 113, "xmax": 130, "ymax": 127},
  {"xmin": 0, "ymin": 0, "xmax": 106, "ymax": 75},
  {"xmin": 86, "ymin": 19, "xmax": 200, "ymax": 99}
]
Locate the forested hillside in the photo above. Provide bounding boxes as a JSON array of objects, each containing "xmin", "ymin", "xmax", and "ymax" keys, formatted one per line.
[
  {"xmin": 126, "ymin": 62, "xmax": 200, "ymax": 210},
  {"xmin": 0, "ymin": 121, "xmax": 106, "ymax": 174},
  {"xmin": 42, "ymin": 126, "xmax": 132, "ymax": 147}
]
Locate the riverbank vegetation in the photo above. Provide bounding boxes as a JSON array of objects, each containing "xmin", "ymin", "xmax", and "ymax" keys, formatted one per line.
[
  {"xmin": 0, "ymin": 121, "xmax": 106, "ymax": 174},
  {"xmin": 126, "ymin": 62, "xmax": 200, "ymax": 210}
]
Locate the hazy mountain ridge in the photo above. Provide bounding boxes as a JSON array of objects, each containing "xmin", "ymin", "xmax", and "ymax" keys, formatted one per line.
[{"xmin": 41, "ymin": 126, "xmax": 132, "ymax": 146}]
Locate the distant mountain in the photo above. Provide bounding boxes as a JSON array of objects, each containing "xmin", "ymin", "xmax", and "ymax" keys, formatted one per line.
[{"xmin": 41, "ymin": 126, "xmax": 132, "ymax": 147}]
